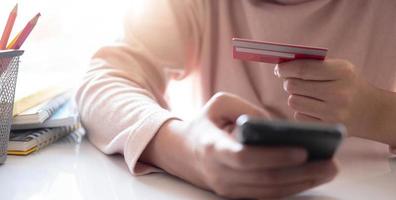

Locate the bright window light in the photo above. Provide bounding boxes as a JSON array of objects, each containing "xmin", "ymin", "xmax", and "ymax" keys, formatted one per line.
[{"xmin": 0, "ymin": 0, "xmax": 134, "ymax": 93}]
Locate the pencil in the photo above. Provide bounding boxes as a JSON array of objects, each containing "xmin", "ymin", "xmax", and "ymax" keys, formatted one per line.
[
  {"xmin": 0, "ymin": 4, "xmax": 18, "ymax": 50},
  {"xmin": 7, "ymin": 13, "xmax": 41, "ymax": 50}
]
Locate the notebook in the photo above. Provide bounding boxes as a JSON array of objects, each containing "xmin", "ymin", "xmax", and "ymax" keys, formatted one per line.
[
  {"xmin": 12, "ymin": 92, "xmax": 71, "ymax": 125},
  {"xmin": 13, "ymin": 85, "xmax": 67, "ymax": 116},
  {"xmin": 8, "ymin": 125, "xmax": 77, "ymax": 155},
  {"xmin": 11, "ymin": 100, "xmax": 79, "ymax": 130}
]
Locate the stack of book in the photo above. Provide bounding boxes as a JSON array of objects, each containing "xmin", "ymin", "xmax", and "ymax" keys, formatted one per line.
[{"xmin": 8, "ymin": 87, "xmax": 79, "ymax": 155}]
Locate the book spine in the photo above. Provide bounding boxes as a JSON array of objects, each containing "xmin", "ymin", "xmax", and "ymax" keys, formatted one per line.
[
  {"xmin": 30, "ymin": 126, "xmax": 77, "ymax": 151},
  {"xmin": 39, "ymin": 92, "xmax": 71, "ymax": 119},
  {"xmin": 41, "ymin": 126, "xmax": 76, "ymax": 150}
]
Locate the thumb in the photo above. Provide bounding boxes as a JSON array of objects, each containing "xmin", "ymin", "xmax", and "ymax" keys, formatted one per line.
[{"xmin": 204, "ymin": 92, "xmax": 269, "ymax": 123}]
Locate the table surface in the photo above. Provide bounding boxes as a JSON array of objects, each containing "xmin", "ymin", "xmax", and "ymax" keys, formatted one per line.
[{"xmin": 1, "ymin": 130, "xmax": 396, "ymax": 200}]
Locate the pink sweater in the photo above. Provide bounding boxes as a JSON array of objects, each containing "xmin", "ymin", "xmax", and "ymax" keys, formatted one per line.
[{"xmin": 75, "ymin": 0, "xmax": 396, "ymax": 175}]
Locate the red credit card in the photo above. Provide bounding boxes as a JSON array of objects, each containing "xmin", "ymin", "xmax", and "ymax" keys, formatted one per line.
[{"xmin": 232, "ymin": 38, "xmax": 328, "ymax": 64}]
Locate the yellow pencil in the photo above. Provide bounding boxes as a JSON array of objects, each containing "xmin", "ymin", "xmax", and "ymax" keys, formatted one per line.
[
  {"xmin": 7, "ymin": 13, "xmax": 41, "ymax": 50},
  {"xmin": 0, "ymin": 4, "xmax": 18, "ymax": 50}
]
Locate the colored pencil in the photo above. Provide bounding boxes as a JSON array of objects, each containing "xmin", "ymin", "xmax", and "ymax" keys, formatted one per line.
[
  {"xmin": 7, "ymin": 13, "xmax": 41, "ymax": 50},
  {"xmin": 0, "ymin": 4, "xmax": 18, "ymax": 49}
]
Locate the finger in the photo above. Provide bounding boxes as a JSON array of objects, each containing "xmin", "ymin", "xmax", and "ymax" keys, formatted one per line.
[
  {"xmin": 283, "ymin": 78, "xmax": 338, "ymax": 101},
  {"xmin": 267, "ymin": 160, "xmax": 338, "ymax": 186},
  {"xmin": 223, "ymin": 160, "xmax": 337, "ymax": 187},
  {"xmin": 294, "ymin": 112, "xmax": 321, "ymax": 122},
  {"xmin": 216, "ymin": 180, "xmax": 315, "ymax": 199},
  {"xmin": 215, "ymin": 145, "xmax": 308, "ymax": 170},
  {"xmin": 276, "ymin": 59, "xmax": 352, "ymax": 81},
  {"xmin": 288, "ymin": 94, "xmax": 326, "ymax": 119},
  {"xmin": 205, "ymin": 92, "xmax": 269, "ymax": 122}
]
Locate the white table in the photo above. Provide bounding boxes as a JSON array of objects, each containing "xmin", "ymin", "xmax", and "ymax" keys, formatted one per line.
[{"xmin": 1, "ymin": 131, "xmax": 395, "ymax": 200}]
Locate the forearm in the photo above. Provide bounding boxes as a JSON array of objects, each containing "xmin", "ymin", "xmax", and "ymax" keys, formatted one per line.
[
  {"xmin": 76, "ymin": 71, "xmax": 177, "ymax": 171},
  {"xmin": 75, "ymin": 44, "xmax": 179, "ymax": 174}
]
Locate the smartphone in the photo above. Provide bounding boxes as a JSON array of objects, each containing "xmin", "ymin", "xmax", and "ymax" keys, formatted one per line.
[{"xmin": 236, "ymin": 115, "xmax": 346, "ymax": 161}]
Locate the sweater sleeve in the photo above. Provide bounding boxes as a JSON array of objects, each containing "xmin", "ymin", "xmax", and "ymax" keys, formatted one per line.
[{"xmin": 75, "ymin": 0, "xmax": 204, "ymax": 175}]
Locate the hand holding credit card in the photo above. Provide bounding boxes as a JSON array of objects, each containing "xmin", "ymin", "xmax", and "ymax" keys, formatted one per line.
[{"xmin": 232, "ymin": 38, "xmax": 328, "ymax": 64}]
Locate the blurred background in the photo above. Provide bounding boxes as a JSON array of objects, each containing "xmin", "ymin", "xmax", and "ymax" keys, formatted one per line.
[
  {"xmin": 0, "ymin": 0, "xmax": 135, "ymax": 98},
  {"xmin": 0, "ymin": 0, "xmax": 195, "ymax": 118}
]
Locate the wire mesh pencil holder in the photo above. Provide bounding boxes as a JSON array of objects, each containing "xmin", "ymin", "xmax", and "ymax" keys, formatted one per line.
[{"xmin": 0, "ymin": 50, "xmax": 23, "ymax": 164}]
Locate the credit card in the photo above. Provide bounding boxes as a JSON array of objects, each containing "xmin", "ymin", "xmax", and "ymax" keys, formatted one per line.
[{"xmin": 232, "ymin": 38, "xmax": 328, "ymax": 64}]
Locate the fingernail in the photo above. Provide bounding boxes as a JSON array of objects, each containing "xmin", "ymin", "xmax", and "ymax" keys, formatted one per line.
[
  {"xmin": 283, "ymin": 80, "xmax": 288, "ymax": 92},
  {"xmin": 274, "ymin": 65, "xmax": 280, "ymax": 77}
]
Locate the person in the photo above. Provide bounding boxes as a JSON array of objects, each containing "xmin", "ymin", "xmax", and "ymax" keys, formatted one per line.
[{"xmin": 75, "ymin": 0, "xmax": 396, "ymax": 199}]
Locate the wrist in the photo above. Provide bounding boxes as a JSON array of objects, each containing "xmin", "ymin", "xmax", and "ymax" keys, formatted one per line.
[
  {"xmin": 140, "ymin": 119, "xmax": 207, "ymax": 188},
  {"xmin": 354, "ymin": 81, "xmax": 396, "ymax": 146},
  {"xmin": 374, "ymin": 89, "xmax": 396, "ymax": 146}
]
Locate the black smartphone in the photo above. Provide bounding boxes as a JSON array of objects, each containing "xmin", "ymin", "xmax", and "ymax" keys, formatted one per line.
[{"xmin": 236, "ymin": 115, "xmax": 346, "ymax": 161}]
